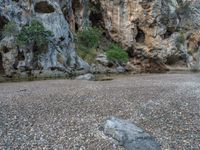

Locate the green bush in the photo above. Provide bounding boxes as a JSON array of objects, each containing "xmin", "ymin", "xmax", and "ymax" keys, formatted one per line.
[
  {"xmin": 2, "ymin": 21, "xmax": 18, "ymax": 37},
  {"xmin": 106, "ymin": 43, "xmax": 128, "ymax": 64},
  {"xmin": 76, "ymin": 27, "xmax": 102, "ymax": 64},
  {"xmin": 17, "ymin": 20, "xmax": 52, "ymax": 47},
  {"xmin": 76, "ymin": 27, "xmax": 102, "ymax": 51}
]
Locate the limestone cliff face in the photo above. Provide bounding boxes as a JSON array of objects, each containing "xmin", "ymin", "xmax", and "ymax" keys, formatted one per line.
[
  {"xmin": 96, "ymin": 0, "xmax": 200, "ymax": 71},
  {"xmin": 0, "ymin": 0, "xmax": 89, "ymax": 77},
  {"xmin": 0, "ymin": 0, "xmax": 200, "ymax": 77}
]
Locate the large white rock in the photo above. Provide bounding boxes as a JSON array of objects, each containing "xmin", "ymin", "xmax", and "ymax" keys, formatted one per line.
[{"xmin": 76, "ymin": 73, "xmax": 95, "ymax": 81}]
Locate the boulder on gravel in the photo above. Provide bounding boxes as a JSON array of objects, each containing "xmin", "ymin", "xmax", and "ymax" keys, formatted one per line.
[
  {"xmin": 76, "ymin": 73, "xmax": 95, "ymax": 81},
  {"xmin": 103, "ymin": 117, "xmax": 161, "ymax": 150}
]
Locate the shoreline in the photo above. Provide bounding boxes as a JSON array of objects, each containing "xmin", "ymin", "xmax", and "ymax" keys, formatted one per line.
[{"xmin": 0, "ymin": 69, "xmax": 199, "ymax": 83}]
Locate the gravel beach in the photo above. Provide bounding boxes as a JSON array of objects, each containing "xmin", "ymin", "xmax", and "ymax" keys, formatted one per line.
[{"xmin": 0, "ymin": 73, "xmax": 200, "ymax": 150}]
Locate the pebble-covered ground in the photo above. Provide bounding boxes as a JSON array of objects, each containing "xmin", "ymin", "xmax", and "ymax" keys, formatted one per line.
[{"xmin": 0, "ymin": 73, "xmax": 199, "ymax": 150}]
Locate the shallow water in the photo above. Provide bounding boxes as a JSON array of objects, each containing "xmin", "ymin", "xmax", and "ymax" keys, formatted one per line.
[{"xmin": 0, "ymin": 70, "xmax": 198, "ymax": 83}]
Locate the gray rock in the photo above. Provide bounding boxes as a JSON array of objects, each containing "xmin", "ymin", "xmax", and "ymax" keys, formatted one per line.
[
  {"xmin": 90, "ymin": 64, "xmax": 117, "ymax": 74},
  {"xmin": 104, "ymin": 117, "xmax": 161, "ymax": 150},
  {"xmin": 0, "ymin": 36, "xmax": 17, "ymax": 76},
  {"xmin": 76, "ymin": 57, "xmax": 91, "ymax": 72},
  {"xmin": 116, "ymin": 66, "xmax": 126, "ymax": 73},
  {"xmin": 76, "ymin": 73, "xmax": 95, "ymax": 81},
  {"xmin": 96, "ymin": 54, "xmax": 109, "ymax": 66}
]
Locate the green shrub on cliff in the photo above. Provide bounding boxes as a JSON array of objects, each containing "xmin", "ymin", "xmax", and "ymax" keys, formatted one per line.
[
  {"xmin": 76, "ymin": 27, "xmax": 102, "ymax": 51},
  {"xmin": 106, "ymin": 43, "xmax": 128, "ymax": 64},
  {"xmin": 17, "ymin": 20, "xmax": 52, "ymax": 47},
  {"xmin": 76, "ymin": 27, "xmax": 103, "ymax": 63}
]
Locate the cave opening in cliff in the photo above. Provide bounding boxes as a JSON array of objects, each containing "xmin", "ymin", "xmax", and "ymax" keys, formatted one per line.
[
  {"xmin": 2, "ymin": 46, "xmax": 9, "ymax": 53},
  {"xmin": 34, "ymin": 1, "xmax": 55, "ymax": 13},
  {"xmin": 0, "ymin": 53, "xmax": 4, "ymax": 74},
  {"xmin": 136, "ymin": 28, "xmax": 145, "ymax": 43},
  {"xmin": 72, "ymin": 0, "xmax": 82, "ymax": 31},
  {"xmin": 17, "ymin": 51, "xmax": 25, "ymax": 61},
  {"xmin": 72, "ymin": 0, "xmax": 82, "ymax": 11},
  {"xmin": 75, "ymin": 23, "xmax": 79, "ymax": 31},
  {"xmin": 32, "ymin": 42, "xmax": 48, "ymax": 60},
  {"xmin": 127, "ymin": 47, "xmax": 135, "ymax": 57},
  {"xmin": 0, "ymin": 16, "xmax": 8, "ymax": 40},
  {"xmin": 166, "ymin": 55, "xmax": 180, "ymax": 65},
  {"xmin": 89, "ymin": 1, "xmax": 103, "ymax": 27}
]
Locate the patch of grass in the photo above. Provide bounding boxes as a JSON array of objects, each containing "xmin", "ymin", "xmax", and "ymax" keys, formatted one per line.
[{"xmin": 106, "ymin": 43, "xmax": 128, "ymax": 64}]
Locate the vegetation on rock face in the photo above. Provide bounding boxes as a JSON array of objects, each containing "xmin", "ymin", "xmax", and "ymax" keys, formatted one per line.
[
  {"xmin": 106, "ymin": 43, "xmax": 128, "ymax": 64},
  {"xmin": 17, "ymin": 20, "xmax": 52, "ymax": 48},
  {"xmin": 176, "ymin": 33, "xmax": 185, "ymax": 50},
  {"xmin": 2, "ymin": 21, "xmax": 18, "ymax": 37},
  {"xmin": 76, "ymin": 27, "xmax": 103, "ymax": 64},
  {"xmin": 2, "ymin": 20, "xmax": 52, "ymax": 54},
  {"xmin": 75, "ymin": 26, "xmax": 129, "ymax": 65},
  {"xmin": 2, "ymin": 20, "xmax": 52, "ymax": 64},
  {"xmin": 76, "ymin": 27, "xmax": 102, "ymax": 51}
]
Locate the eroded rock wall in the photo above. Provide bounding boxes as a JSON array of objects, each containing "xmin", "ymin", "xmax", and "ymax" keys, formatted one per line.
[
  {"xmin": 95, "ymin": 0, "xmax": 200, "ymax": 71},
  {"xmin": 0, "ymin": 0, "xmax": 200, "ymax": 76},
  {"xmin": 0, "ymin": 0, "xmax": 89, "ymax": 77}
]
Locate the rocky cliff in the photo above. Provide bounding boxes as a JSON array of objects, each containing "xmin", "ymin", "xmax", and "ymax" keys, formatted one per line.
[
  {"xmin": 0, "ymin": 0, "xmax": 89, "ymax": 77},
  {"xmin": 94, "ymin": 0, "xmax": 200, "ymax": 72},
  {"xmin": 0, "ymin": 0, "xmax": 200, "ymax": 77}
]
